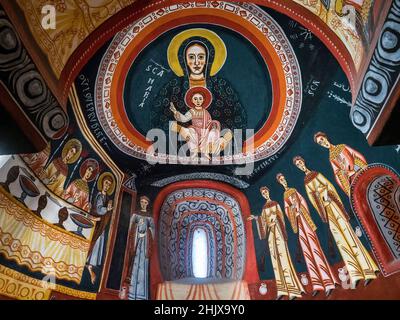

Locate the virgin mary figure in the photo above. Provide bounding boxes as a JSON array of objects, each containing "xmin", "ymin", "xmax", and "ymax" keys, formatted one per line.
[{"xmin": 150, "ymin": 28, "xmax": 247, "ymax": 141}]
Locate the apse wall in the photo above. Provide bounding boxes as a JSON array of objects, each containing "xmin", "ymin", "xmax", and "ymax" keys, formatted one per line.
[{"xmin": 0, "ymin": 1, "xmax": 399, "ymax": 301}]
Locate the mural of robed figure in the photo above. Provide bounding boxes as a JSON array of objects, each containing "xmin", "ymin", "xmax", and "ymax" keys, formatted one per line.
[
  {"xmin": 276, "ymin": 173, "xmax": 338, "ymax": 296},
  {"xmin": 126, "ymin": 196, "xmax": 155, "ymax": 300},
  {"xmin": 62, "ymin": 158, "xmax": 99, "ymax": 211},
  {"xmin": 314, "ymin": 131, "xmax": 368, "ymax": 196},
  {"xmin": 39, "ymin": 139, "xmax": 82, "ymax": 197},
  {"xmin": 293, "ymin": 156, "xmax": 379, "ymax": 288},
  {"xmin": 86, "ymin": 172, "xmax": 116, "ymax": 284},
  {"xmin": 248, "ymin": 187, "xmax": 304, "ymax": 300},
  {"xmin": 170, "ymin": 86, "xmax": 230, "ymax": 159}
]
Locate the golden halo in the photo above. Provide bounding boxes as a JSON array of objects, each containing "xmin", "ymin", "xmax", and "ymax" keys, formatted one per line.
[
  {"xmin": 97, "ymin": 172, "xmax": 116, "ymax": 196},
  {"xmin": 167, "ymin": 28, "xmax": 227, "ymax": 77},
  {"xmin": 61, "ymin": 139, "xmax": 82, "ymax": 164}
]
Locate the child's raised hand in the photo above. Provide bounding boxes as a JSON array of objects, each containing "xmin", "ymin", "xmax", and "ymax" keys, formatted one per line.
[{"xmin": 169, "ymin": 102, "xmax": 177, "ymax": 113}]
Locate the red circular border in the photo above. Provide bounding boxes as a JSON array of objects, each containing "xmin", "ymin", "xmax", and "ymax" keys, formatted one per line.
[{"xmin": 107, "ymin": 11, "xmax": 289, "ymax": 151}]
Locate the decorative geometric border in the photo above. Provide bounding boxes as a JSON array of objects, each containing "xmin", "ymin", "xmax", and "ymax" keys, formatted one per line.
[
  {"xmin": 367, "ymin": 175, "xmax": 400, "ymax": 259},
  {"xmin": 0, "ymin": 264, "xmax": 97, "ymax": 300},
  {"xmin": 150, "ymin": 172, "xmax": 250, "ymax": 189},
  {"xmin": 0, "ymin": 7, "xmax": 69, "ymax": 141},
  {"xmin": 350, "ymin": 0, "xmax": 400, "ymax": 140},
  {"xmin": 158, "ymin": 188, "xmax": 246, "ymax": 280},
  {"xmin": 0, "ymin": 264, "xmax": 51, "ymax": 300},
  {"xmin": 350, "ymin": 163, "xmax": 400, "ymax": 277},
  {"xmin": 150, "ymin": 180, "xmax": 259, "ymax": 298}
]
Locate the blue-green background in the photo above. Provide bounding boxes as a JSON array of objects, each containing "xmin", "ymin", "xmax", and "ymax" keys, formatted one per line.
[{"xmin": 123, "ymin": 24, "xmax": 273, "ymax": 134}]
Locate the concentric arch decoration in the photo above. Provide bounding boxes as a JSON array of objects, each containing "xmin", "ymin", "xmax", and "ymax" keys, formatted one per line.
[{"xmin": 95, "ymin": 1, "xmax": 302, "ymax": 165}]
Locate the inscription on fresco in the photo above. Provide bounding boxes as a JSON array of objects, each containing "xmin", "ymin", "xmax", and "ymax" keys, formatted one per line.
[
  {"xmin": 327, "ymin": 81, "xmax": 352, "ymax": 107},
  {"xmin": 77, "ymin": 74, "xmax": 111, "ymax": 151},
  {"xmin": 304, "ymin": 78, "xmax": 320, "ymax": 97},
  {"xmin": 288, "ymin": 21, "xmax": 315, "ymax": 51},
  {"xmin": 327, "ymin": 91, "xmax": 352, "ymax": 107},
  {"xmin": 138, "ymin": 60, "xmax": 170, "ymax": 109},
  {"xmin": 333, "ymin": 81, "xmax": 351, "ymax": 93}
]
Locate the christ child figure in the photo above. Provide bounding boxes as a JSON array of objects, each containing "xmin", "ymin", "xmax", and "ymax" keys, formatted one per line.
[{"xmin": 169, "ymin": 86, "xmax": 224, "ymax": 160}]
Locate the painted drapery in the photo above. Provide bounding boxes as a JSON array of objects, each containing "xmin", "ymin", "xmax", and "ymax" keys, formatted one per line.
[
  {"xmin": 328, "ymin": 143, "xmax": 368, "ymax": 195},
  {"xmin": 283, "ymin": 188, "xmax": 338, "ymax": 293},
  {"xmin": 127, "ymin": 212, "xmax": 155, "ymax": 300},
  {"xmin": 0, "ymin": 188, "xmax": 90, "ymax": 283},
  {"xmin": 156, "ymin": 280, "xmax": 250, "ymax": 300},
  {"xmin": 256, "ymin": 200, "xmax": 304, "ymax": 299},
  {"xmin": 304, "ymin": 171, "xmax": 379, "ymax": 287}
]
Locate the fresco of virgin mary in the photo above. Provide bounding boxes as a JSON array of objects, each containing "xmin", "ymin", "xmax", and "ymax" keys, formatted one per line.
[{"xmin": 150, "ymin": 28, "xmax": 247, "ymax": 136}]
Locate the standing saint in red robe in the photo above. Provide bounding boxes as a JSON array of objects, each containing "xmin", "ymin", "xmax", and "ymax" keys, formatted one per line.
[
  {"xmin": 314, "ymin": 132, "xmax": 368, "ymax": 195},
  {"xmin": 277, "ymin": 173, "xmax": 338, "ymax": 296}
]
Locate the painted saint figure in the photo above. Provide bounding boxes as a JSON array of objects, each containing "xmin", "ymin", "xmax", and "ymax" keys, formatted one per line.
[
  {"xmin": 170, "ymin": 86, "xmax": 230, "ymax": 159},
  {"xmin": 314, "ymin": 132, "xmax": 367, "ymax": 195},
  {"xmin": 22, "ymin": 144, "xmax": 51, "ymax": 176},
  {"xmin": 62, "ymin": 158, "xmax": 99, "ymax": 211},
  {"xmin": 126, "ymin": 196, "xmax": 155, "ymax": 300},
  {"xmin": 86, "ymin": 172, "xmax": 115, "ymax": 284},
  {"xmin": 293, "ymin": 156, "xmax": 379, "ymax": 288},
  {"xmin": 248, "ymin": 187, "xmax": 304, "ymax": 300},
  {"xmin": 151, "ymin": 28, "xmax": 247, "ymax": 135},
  {"xmin": 276, "ymin": 173, "xmax": 338, "ymax": 296},
  {"xmin": 39, "ymin": 139, "xmax": 82, "ymax": 196}
]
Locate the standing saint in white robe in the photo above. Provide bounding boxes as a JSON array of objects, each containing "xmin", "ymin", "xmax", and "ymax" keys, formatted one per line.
[
  {"xmin": 126, "ymin": 196, "xmax": 154, "ymax": 300},
  {"xmin": 293, "ymin": 156, "xmax": 379, "ymax": 288},
  {"xmin": 249, "ymin": 187, "xmax": 304, "ymax": 300}
]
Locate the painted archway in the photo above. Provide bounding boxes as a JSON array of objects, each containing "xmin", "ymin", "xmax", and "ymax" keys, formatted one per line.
[
  {"xmin": 150, "ymin": 180, "xmax": 259, "ymax": 298},
  {"xmin": 350, "ymin": 164, "xmax": 400, "ymax": 276}
]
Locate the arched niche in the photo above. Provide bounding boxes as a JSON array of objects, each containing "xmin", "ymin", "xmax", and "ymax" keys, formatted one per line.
[
  {"xmin": 158, "ymin": 188, "xmax": 246, "ymax": 280},
  {"xmin": 149, "ymin": 180, "xmax": 259, "ymax": 298},
  {"xmin": 350, "ymin": 164, "xmax": 400, "ymax": 276}
]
